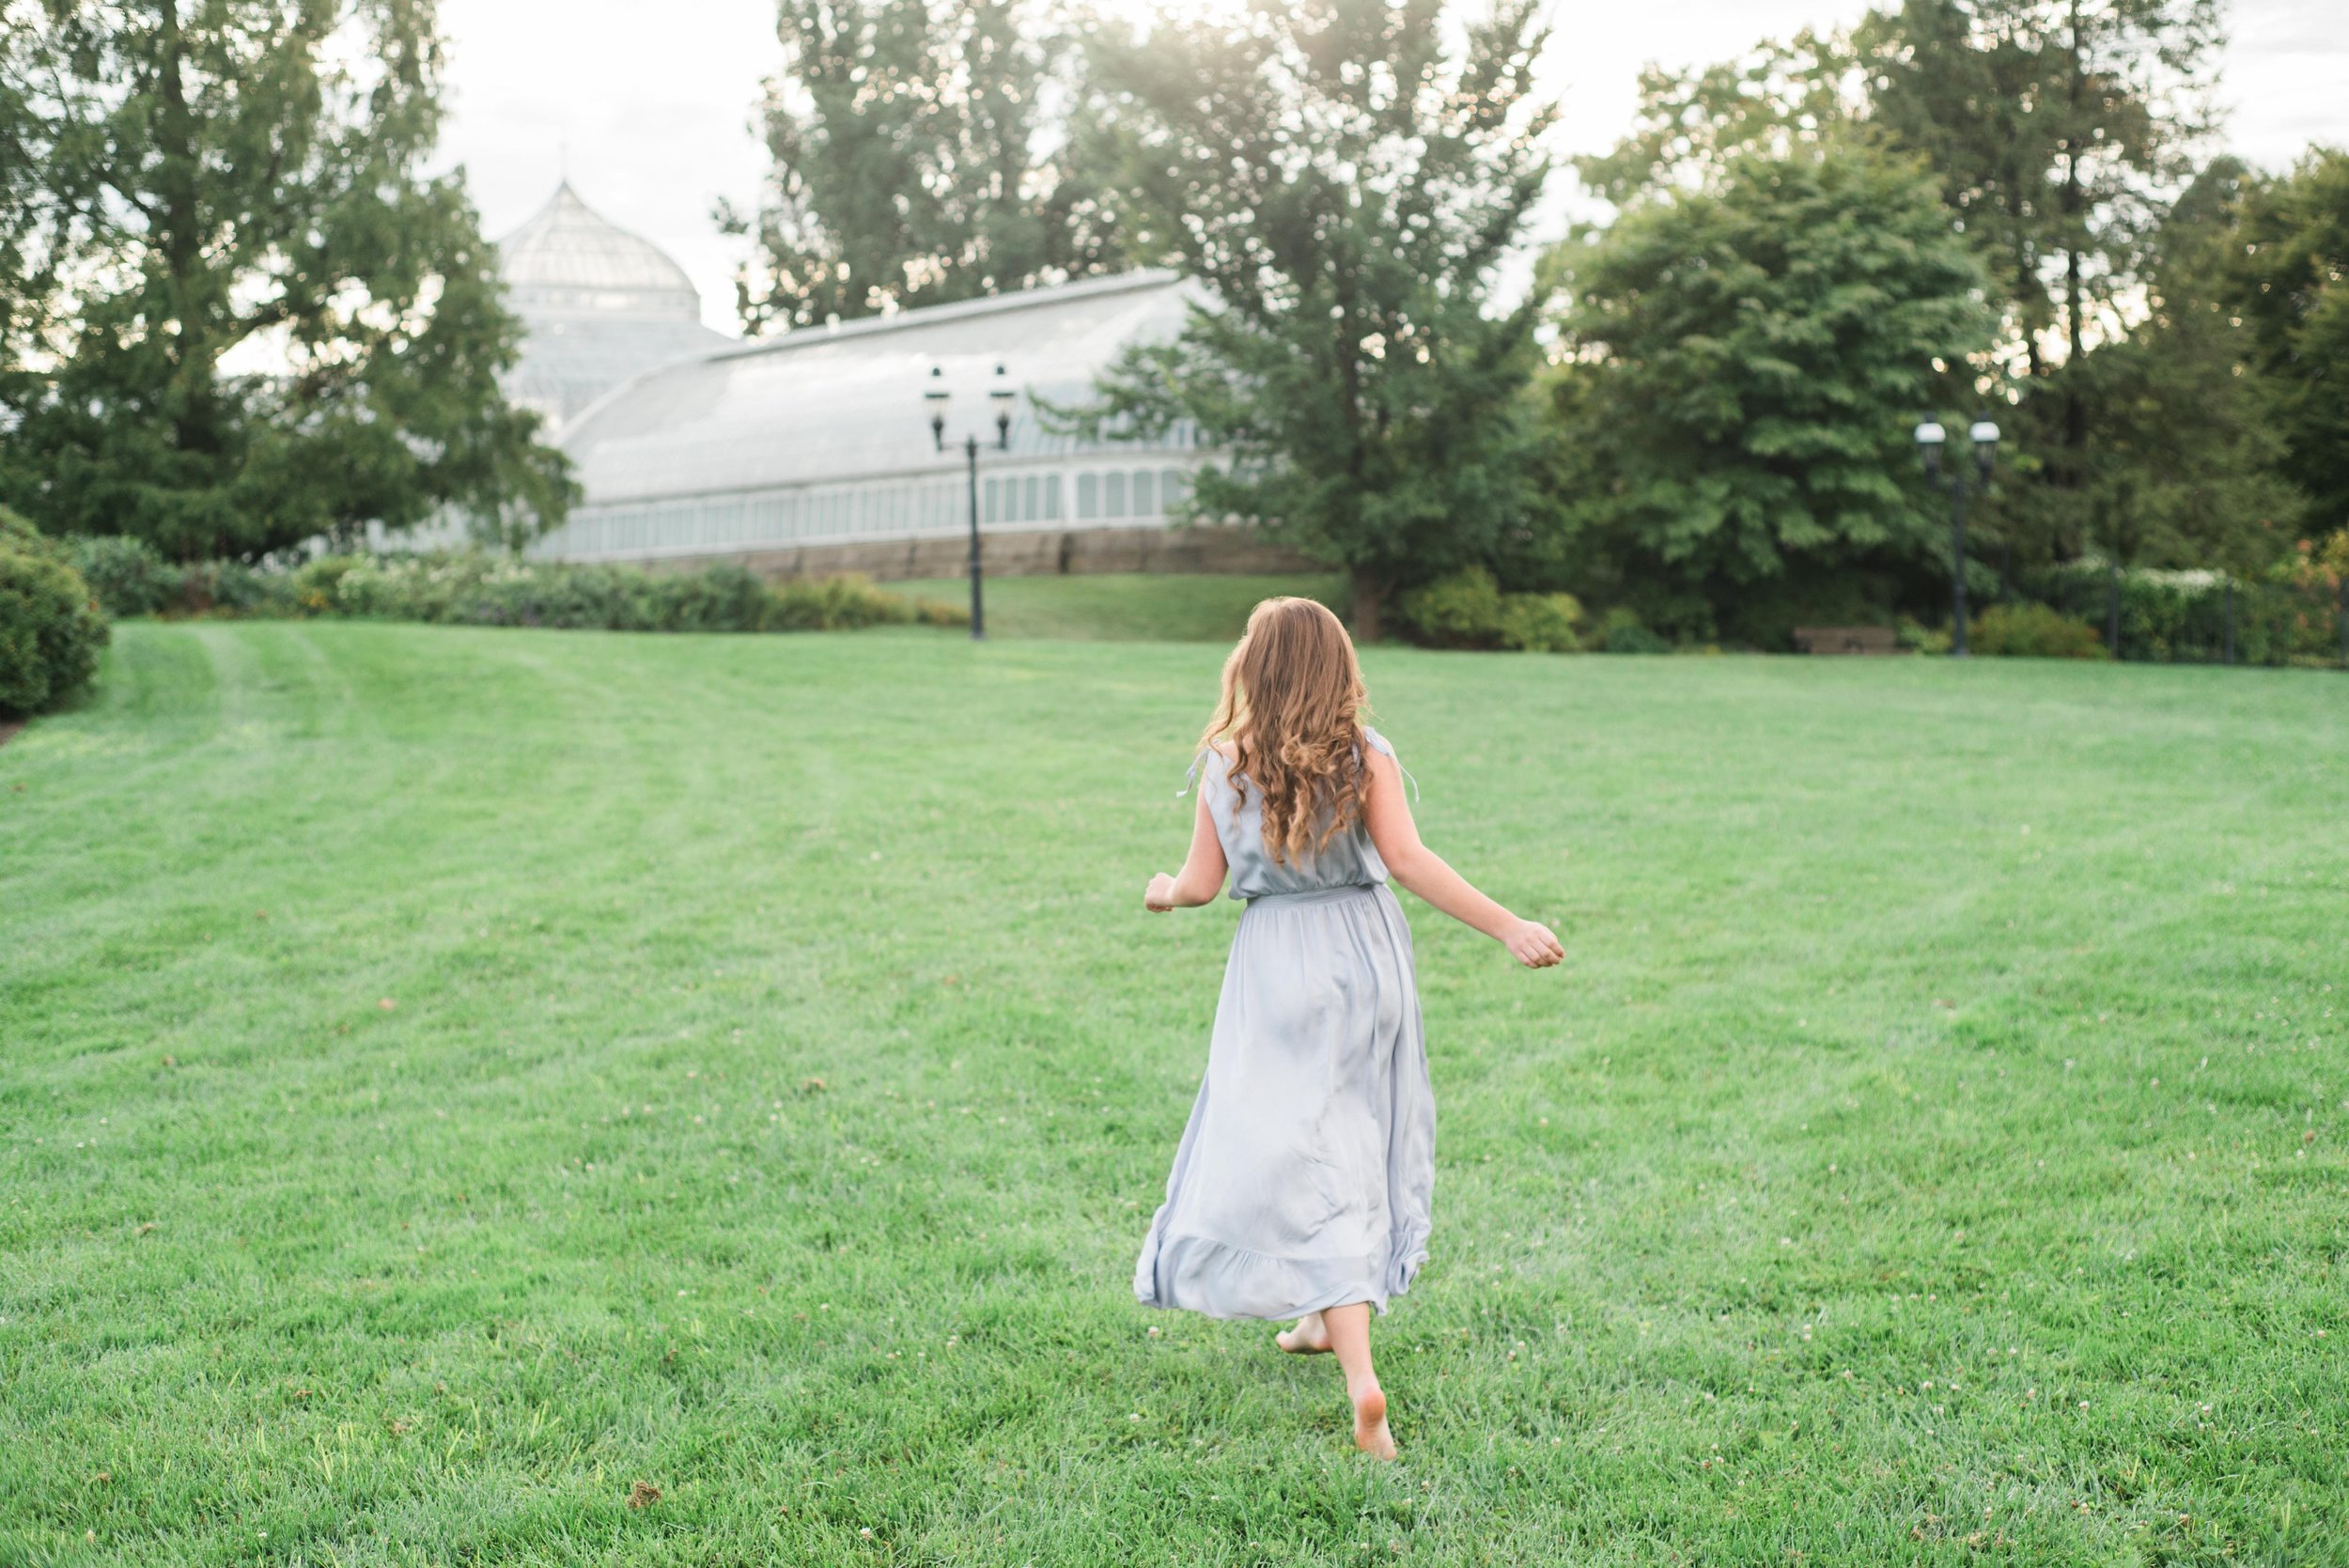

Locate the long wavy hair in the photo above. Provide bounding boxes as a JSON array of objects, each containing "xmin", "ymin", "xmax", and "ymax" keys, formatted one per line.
[{"xmin": 1201, "ymin": 598, "xmax": 1373, "ymax": 866}]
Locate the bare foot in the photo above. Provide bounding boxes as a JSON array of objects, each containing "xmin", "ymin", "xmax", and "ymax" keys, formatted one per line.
[
  {"xmin": 1351, "ymin": 1383, "xmax": 1396, "ymax": 1460},
  {"xmin": 1275, "ymin": 1312, "xmax": 1332, "ymax": 1355}
]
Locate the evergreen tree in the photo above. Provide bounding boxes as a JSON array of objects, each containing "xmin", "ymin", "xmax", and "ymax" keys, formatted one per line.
[
  {"xmin": 0, "ymin": 1, "xmax": 571, "ymax": 560},
  {"xmin": 1548, "ymin": 142, "xmax": 1994, "ymax": 641},
  {"xmin": 722, "ymin": 0, "xmax": 1127, "ymax": 332},
  {"xmin": 2231, "ymin": 148, "xmax": 2349, "ymax": 543},
  {"xmin": 2079, "ymin": 158, "xmax": 2304, "ymax": 573},
  {"xmin": 1061, "ymin": 0, "xmax": 1558, "ymax": 639}
]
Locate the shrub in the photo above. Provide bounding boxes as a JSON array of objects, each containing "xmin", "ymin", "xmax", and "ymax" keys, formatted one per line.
[
  {"xmin": 1969, "ymin": 603, "xmax": 2107, "ymax": 660},
  {"xmin": 1395, "ymin": 567, "xmax": 1507, "ymax": 648},
  {"xmin": 1897, "ymin": 617, "xmax": 1952, "ymax": 655},
  {"xmin": 0, "ymin": 506, "xmax": 44, "ymax": 554},
  {"xmin": 180, "ymin": 559, "xmax": 303, "ymax": 618},
  {"xmin": 1599, "ymin": 606, "xmax": 1670, "ymax": 654},
  {"xmin": 1498, "ymin": 592, "xmax": 1584, "ymax": 653},
  {"xmin": 765, "ymin": 573, "xmax": 926, "ymax": 632},
  {"xmin": 1395, "ymin": 567, "xmax": 1584, "ymax": 652},
  {"xmin": 0, "ymin": 516, "xmax": 110, "ymax": 718},
  {"xmin": 62, "ymin": 535, "xmax": 174, "ymax": 618},
  {"xmin": 290, "ymin": 554, "xmax": 363, "ymax": 614}
]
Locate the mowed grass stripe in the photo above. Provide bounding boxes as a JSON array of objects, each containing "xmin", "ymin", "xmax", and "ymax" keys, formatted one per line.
[{"xmin": 1, "ymin": 622, "xmax": 2342, "ymax": 1566}]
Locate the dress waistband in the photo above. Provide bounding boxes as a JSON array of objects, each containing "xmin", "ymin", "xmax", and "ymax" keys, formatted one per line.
[{"xmin": 1243, "ymin": 882, "xmax": 1384, "ymax": 909}]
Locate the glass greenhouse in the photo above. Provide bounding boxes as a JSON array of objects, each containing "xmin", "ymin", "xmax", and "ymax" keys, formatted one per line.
[{"xmin": 527, "ymin": 270, "xmax": 1205, "ymax": 567}]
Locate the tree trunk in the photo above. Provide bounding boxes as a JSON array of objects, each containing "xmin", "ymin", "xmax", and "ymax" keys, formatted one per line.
[{"xmin": 1349, "ymin": 567, "xmax": 1384, "ymax": 644}]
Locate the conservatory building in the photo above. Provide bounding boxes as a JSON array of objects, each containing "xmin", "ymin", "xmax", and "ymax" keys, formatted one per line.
[{"xmin": 528, "ymin": 269, "xmax": 1307, "ymax": 581}]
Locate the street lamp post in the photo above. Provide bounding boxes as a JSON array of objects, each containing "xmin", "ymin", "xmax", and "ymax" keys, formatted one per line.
[
  {"xmin": 1914, "ymin": 413, "xmax": 2001, "ymax": 658},
  {"xmin": 925, "ymin": 364, "xmax": 1016, "ymax": 642}
]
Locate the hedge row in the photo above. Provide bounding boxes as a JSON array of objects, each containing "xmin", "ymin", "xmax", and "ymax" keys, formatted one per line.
[
  {"xmin": 64, "ymin": 537, "xmax": 967, "ymax": 635},
  {"xmin": 2024, "ymin": 561, "xmax": 2344, "ymax": 668}
]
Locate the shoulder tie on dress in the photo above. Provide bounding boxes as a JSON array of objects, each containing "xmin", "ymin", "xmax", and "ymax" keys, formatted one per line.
[
  {"xmin": 1363, "ymin": 727, "xmax": 1421, "ymax": 803},
  {"xmin": 1176, "ymin": 746, "xmax": 1212, "ymax": 799}
]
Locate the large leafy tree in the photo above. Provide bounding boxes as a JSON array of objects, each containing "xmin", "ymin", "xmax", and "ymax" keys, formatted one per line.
[
  {"xmin": 2231, "ymin": 148, "xmax": 2349, "ymax": 544},
  {"xmin": 1856, "ymin": 0, "xmax": 2222, "ymax": 550},
  {"xmin": 722, "ymin": 0, "xmax": 1127, "ymax": 332},
  {"xmin": 1548, "ymin": 141, "xmax": 1993, "ymax": 641},
  {"xmin": 1573, "ymin": 31, "xmax": 1863, "ymax": 207},
  {"xmin": 0, "ymin": 0, "xmax": 571, "ymax": 561},
  {"xmin": 1062, "ymin": 0, "xmax": 1558, "ymax": 639}
]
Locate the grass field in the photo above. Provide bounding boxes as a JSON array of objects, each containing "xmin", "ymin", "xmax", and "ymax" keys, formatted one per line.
[
  {"xmin": 3, "ymin": 621, "xmax": 2345, "ymax": 1566},
  {"xmin": 891, "ymin": 573, "xmax": 1346, "ymax": 642}
]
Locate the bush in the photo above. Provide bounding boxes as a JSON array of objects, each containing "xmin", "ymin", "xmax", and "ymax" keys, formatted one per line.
[
  {"xmin": 0, "ymin": 513, "xmax": 110, "ymax": 718},
  {"xmin": 1599, "ymin": 606, "xmax": 1670, "ymax": 654},
  {"xmin": 1969, "ymin": 603, "xmax": 2106, "ymax": 660},
  {"xmin": 0, "ymin": 506, "xmax": 44, "ymax": 554},
  {"xmin": 1498, "ymin": 592, "xmax": 1584, "ymax": 653},
  {"xmin": 62, "ymin": 535, "xmax": 175, "ymax": 617},
  {"xmin": 1897, "ymin": 617, "xmax": 1952, "ymax": 656},
  {"xmin": 1396, "ymin": 567, "xmax": 1508, "ymax": 648},
  {"xmin": 1395, "ymin": 567, "xmax": 1584, "ymax": 652},
  {"xmin": 179, "ymin": 559, "xmax": 303, "ymax": 618}
]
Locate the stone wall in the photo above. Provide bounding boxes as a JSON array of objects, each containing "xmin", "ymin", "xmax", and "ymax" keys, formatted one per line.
[{"xmin": 635, "ymin": 525, "xmax": 1322, "ymax": 583}]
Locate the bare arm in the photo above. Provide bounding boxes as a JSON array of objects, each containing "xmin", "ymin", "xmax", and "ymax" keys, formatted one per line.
[
  {"xmin": 1143, "ymin": 779, "xmax": 1227, "ymax": 912},
  {"xmin": 1363, "ymin": 749, "xmax": 1563, "ymax": 969}
]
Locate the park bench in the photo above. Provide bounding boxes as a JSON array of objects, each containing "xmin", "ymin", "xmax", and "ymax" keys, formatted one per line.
[{"xmin": 1791, "ymin": 625, "xmax": 1901, "ymax": 656}]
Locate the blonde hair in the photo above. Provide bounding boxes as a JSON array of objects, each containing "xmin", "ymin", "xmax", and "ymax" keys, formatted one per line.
[{"xmin": 1200, "ymin": 598, "xmax": 1373, "ymax": 866}]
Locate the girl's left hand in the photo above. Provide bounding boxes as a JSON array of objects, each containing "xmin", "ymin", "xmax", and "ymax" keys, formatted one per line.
[
  {"xmin": 1503, "ymin": 918, "xmax": 1564, "ymax": 969},
  {"xmin": 1144, "ymin": 873, "xmax": 1178, "ymax": 913}
]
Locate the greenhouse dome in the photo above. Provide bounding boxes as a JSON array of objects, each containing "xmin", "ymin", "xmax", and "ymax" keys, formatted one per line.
[
  {"xmin": 525, "ymin": 270, "xmax": 1224, "ymax": 574},
  {"xmin": 494, "ymin": 181, "xmax": 735, "ymax": 427}
]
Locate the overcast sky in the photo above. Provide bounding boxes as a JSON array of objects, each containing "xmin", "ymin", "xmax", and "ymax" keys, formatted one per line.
[{"xmin": 435, "ymin": 0, "xmax": 2349, "ymax": 338}]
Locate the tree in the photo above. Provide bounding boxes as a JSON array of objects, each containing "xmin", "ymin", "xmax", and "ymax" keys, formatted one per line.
[
  {"xmin": 0, "ymin": 22, "xmax": 55, "ymax": 390},
  {"xmin": 1574, "ymin": 30, "xmax": 1862, "ymax": 207},
  {"xmin": 2077, "ymin": 157, "xmax": 2303, "ymax": 574},
  {"xmin": 1061, "ymin": 0, "xmax": 1559, "ymax": 640},
  {"xmin": 1856, "ymin": 0, "xmax": 2222, "ymax": 545},
  {"xmin": 721, "ymin": 0, "xmax": 1127, "ymax": 332},
  {"xmin": 2231, "ymin": 148, "xmax": 2349, "ymax": 544},
  {"xmin": 0, "ymin": 0, "xmax": 572, "ymax": 560},
  {"xmin": 1547, "ymin": 141, "xmax": 1993, "ymax": 641}
]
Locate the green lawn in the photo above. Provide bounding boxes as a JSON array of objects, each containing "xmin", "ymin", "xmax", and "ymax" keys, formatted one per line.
[
  {"xmin": 3, "ymin": 622, "xmax": 2344, "ymax": 1567},
  {"xmin": 893, "ymin": 572, "xmax": 1347, "ymax": 641}
]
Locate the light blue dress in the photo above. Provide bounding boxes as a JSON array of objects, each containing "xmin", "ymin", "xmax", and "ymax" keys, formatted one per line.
[{"xmin": 1134, "ymin": 727, "xmax": 1436, "ymax": 1320}]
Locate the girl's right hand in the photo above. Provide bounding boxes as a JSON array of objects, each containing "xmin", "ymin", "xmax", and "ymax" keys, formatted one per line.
[
  {"xmin": 1144, "ymin": 873, "xmax": 1178, "ymax": 913},
  {"xmin": 1502, "ymin": 918, "xmax": 1564, "ymax": 969}
]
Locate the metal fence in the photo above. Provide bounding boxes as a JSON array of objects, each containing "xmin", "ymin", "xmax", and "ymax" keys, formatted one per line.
[{"xmin": 2020, "ymin": 565, "xmax": 2349, "ymax": 670}]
